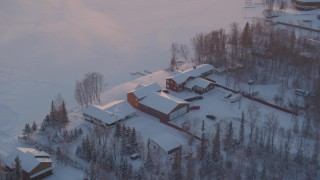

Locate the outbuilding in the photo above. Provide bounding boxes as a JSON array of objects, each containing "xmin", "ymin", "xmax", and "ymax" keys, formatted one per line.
[
  {"xmin": 185, "ymin": 78, "xmax": 215, "ymax": 94},
  {"xmin": 4, "ymin": 147, "xmax": 53, "ymax": 180},
  {"xmin": 149, "ymin": 133, "xmax": 182, "ymax": 157},
  {"xmin": 83, "ymin": 100, "xmax": 136, "ymax": 126}
]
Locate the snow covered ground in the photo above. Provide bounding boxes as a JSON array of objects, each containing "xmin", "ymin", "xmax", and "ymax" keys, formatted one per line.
[{"xmin": 0, "ymin": 0, "xmax": 271, "ymax": 178}]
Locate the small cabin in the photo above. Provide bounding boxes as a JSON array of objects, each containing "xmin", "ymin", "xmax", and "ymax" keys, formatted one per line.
[
  {"xmin": 4, "ymin": 147, "xmax": 53, "ymax": 180},
  {"xmin": 149, "ymin": 133, "xmax": 182, "ymax": 158}
]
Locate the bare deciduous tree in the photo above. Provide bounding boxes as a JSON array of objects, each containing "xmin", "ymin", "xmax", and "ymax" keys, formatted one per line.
[{"xmin": 74, "ymin": 72, "xmax": 104, "ymax": 107}]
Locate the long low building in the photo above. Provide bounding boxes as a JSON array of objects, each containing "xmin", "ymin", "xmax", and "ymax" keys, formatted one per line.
[
  {"xmin": 127, "ymin": 83, "xmax": 189, "ymax": 121},
  {"xmin": 5, "ymin": 147, "xmax": 53, "ymax": 180},
  {"xmin": 83, "ymin": 100, "xmax": 136, "ymax": 126},
  {"xmin": 292, "ymin": 0, "xmax": 320, "ymax": 10}
]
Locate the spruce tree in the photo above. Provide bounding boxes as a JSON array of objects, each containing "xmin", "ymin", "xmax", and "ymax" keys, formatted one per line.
[
  {"xmin": 239, "ymin": 112, "xmax": 245, "ymax": 147},
  {"xmin": 198, "ymin": 120, "xmax": 206, "ymax": 160},
  {"xmin": 311, "ymin": 133, "xmax": 319, "ymax": 165},
  {"xmin": 56, "ymin": 147, "xmax": 63, "ymax": 164},
  {"xmin": 114, "ymin": 122, "xmax": 122, "ymax": 138},
  {"xmin": 224, "ymin": 121, "xmax": 233, "ymax": 152},
  {"xmin": 49, "ymin": 100, "xmax": 56, "ymax": 127},
  {"xmin": 144, "ymin": 140, "xmax": 154, "ymax": 172},
  {"xmin": 23, "ymin": 123, "xmax": 31, "ymax": 138},
  {"xmin": 212, "ymin": 123, "xmax": 221, "ymax": 162},
  {"xmin": 129, "ymin": 128, "xmax": 138, "ymax": 154},
  {"xmin": 31, "ymin": 121, "xmax": 37, "ymax": 132},
  {"xmin": 14, "ymin": 156, "xmax": 22, "ymax": 180},
  {"xmin": 170, "ymin": 149, "xmax": 183, "ymax": 180},
  {"xmin": 61, "ymin": 101, "xmax": 69, "ymax": 125}
]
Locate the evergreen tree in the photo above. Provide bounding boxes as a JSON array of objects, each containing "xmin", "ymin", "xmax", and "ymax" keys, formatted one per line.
[
  {"xmin": 241, "ymin": 22, "xmax": 252, "ymax": 49},
  {"xmin": 49, "ymin": 100, "xmax": 56, "ymax": 127},
  {"xmin": 89, "ymin": 160, "xmax": 97, "ymax": 180},
  {"xmin": 239, "ymin": 112, "xmax": 245, "ymax": 147},
  {"xmin": 186, "ymin": 155, "xmax": 195, "ymax": 180},
  {"xmin": 260, "ymin": 160, "xmax": 267, "ymax": 180},
  {"xmin": 293, "ymin": 116, "xmax": 299, "ymax": 134},
  {"xmin": 23, "ymin": 123, "xmax": 31, "ymax": 138},
  {"xmin": 170, "ymin": 149, "xmax": 183, "ymax": 180},
  {"xmin": 118, "ymin": 158, "xmax": 129, "ymax": 179},
  {"xmin": 106, "ymin": 153, "xmax": 114, "ymax": 171},
  {"xmin": 114, "ymin": 122, "xmax": 122, "ymax": 138},
  {"xmin": 56, "ymin": 147, "xmax": 63, "ymax": 164},
  {"xmin": 303, "ymin": 117, "xmax": 311, "ymax": 138},
  {"xmin": 129, "ymin": 128, "xmax": 138, "ymax": 154},
  {"xmin": 61, "ymin": 101, "xmax": 69, "ymax": 125},
  {"xmin": 224, "ymin": 121, "xmax": 233, "ymax": 152},
  {"xmin": 198, "ymin": 120, "xmax": 206, "ymax": 160},
  {"xmin": 14, "ymin": 156, "xmax": 22, "ymax": 180},
  {"xmin": 311, "ymin": 133, "xmax": 319, "ymax": 165},
  {"xmin": 40, "ymin": 115, "xmax": 50, "ymax": 133},
  {"xmin": 294, "ymin": 137, "xmax": 304, "ymax": 165},
  {"xmin": 121, "ymin": 137, "xmax": 127, "ymax": 155},
  {"xmin": 144, "ymin": 140, "xmax": 154, "ymax": 172},
  {"xmin": 134, "ymin": 166, "xmax": 145, "ymax": 180},
  {"xmin": 31, "ymin": 121, "xmax": 37, "ymax": 132},
  {"xmin": 199, "ymin": 150, "xmax": 213, "ymax": 177},
  {"xmin": 212, "ymin": 123, "xmax": 222, "ymax": 175}
]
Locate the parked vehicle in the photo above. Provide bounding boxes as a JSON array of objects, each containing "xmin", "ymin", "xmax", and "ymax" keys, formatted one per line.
[
  {"xmin": 190, "ymin": 106, "xmax": 200, "ymax": 110},
  {"xmin": 184, "ymin": 96, "xmax": 203, "ymax": 102},
  {"xmin": 206, "ymin": 115, "xmax": 216, "ymax": 120},
  {"xmin": 230, "ymin": 94, "xmax": 241, "ymax": 103},
  {"xmin": 162, "ymin": 89, "xmax": 169, "ymax": 94},
  {"xmin": 294, "ymin": 89, "xmax": 310, "ymax": 96},
  {"xmin": 130, "ymin": 153, "xmax": 140, "ymax": 160},
  {"xmin": 224, "ymin": 93, "xmax": 232, "ymax": 99}
]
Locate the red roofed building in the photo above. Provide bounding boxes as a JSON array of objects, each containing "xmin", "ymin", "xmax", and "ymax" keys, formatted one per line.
[{"xmin": 127, "ymin": 83, "xmax": 189, "ymax": 121}]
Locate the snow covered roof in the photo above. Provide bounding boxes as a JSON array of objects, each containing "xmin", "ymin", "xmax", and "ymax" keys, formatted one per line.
[
  {"xmin": 185, "ymin": 78, "xmax": 213, "ymax": 89},
  {"xmin": 151, "ymin": 133, "xmax": 182, "ymax": 153},
  {"xmin": 129, "ymin": 82, "xmax": 161, "ymax": 99},
  {"xmin": 167, "ymin": 73, "xmax": 190, "ymax": 84},
  {"xmin": 83, "ymin": 100, "xmax": 136, "ymax": 125},
  {"xmin": 182, "ymin": 64, "xmax": 214, "ymax": 77},
  {"xmin": 140, "ymin": 92, "xmax": 188, "ymax": 114},
  {"xmin": 296, "ymin": 0, "xmax": 320, "ymax": 2},
  {"xmin": 4, "ymin": 147, "xmax": 52, "ymax": 173},
  {"xmin": 18, "ymin": 147, "xmax": 50, "ymax": 157}
]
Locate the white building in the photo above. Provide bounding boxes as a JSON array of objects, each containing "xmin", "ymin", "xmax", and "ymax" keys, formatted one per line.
[
  {"xmin": 83, "ymin": 100, "xmax": 136, "ymax": 126},
  {"xmin": 149, "ymin": 133, "xmax": 182, "ymax": 158}
]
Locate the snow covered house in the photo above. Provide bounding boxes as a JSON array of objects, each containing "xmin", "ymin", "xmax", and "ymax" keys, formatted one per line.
[
  {"xmin": 83, "ymin": 100, "xmax": 136, "ymax": 126},
  {"xmin": 127, "ymin": 83, "xmax": 189, "ymax": 121},
  {"xmin": 185, "ymin": 78, "xmax": 215, "ymax": 94},
  {"xmin": 149, "ymin": 133, "xmax": 182, "ymax": 157},
  {"xmin": 166, "ymin": 64, "xmax": 214, "ymax": 93},
  {"xmin": 4, "ymin": 147, "xmax": 53, "ymax": 180}
]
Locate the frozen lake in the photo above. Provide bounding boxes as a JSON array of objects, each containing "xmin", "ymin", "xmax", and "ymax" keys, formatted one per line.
[{"xmin": 0, "ymin": 0, "xmax": 252, "ymax": 154}]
